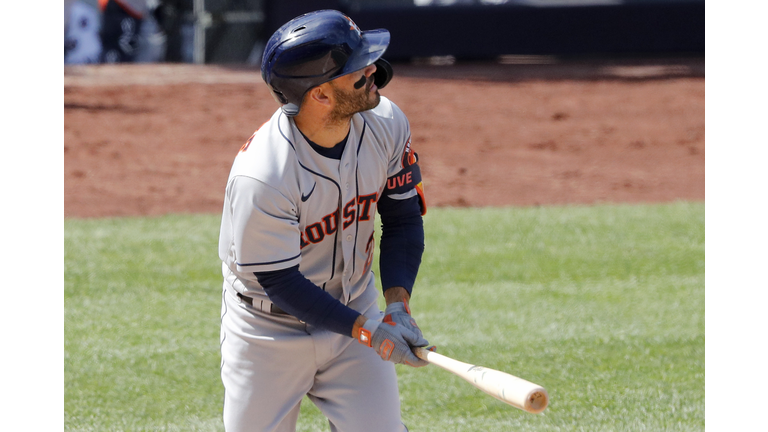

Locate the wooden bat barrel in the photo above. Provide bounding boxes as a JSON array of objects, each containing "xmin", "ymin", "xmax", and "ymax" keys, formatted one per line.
[{"xmin": 413, "ymin": 347, "xmax": 549, "ymax": 414}]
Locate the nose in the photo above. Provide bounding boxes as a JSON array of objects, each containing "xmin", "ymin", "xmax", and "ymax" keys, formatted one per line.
[{"xmin": 363, "ymin": 63, "xmax": 377, "ymax": 77}]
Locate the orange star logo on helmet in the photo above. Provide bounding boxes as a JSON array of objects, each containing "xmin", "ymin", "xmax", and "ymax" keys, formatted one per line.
[{"xmin": 345, "ymin": 16, "xmax": 361, "ymax": 34}]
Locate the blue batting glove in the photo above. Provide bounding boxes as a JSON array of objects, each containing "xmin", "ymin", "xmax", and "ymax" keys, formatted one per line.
[
  {"xmin": 383, "ymin": 300, "xmax": 428, "ymax": 347},
  {"xmin": 357, "ymin": 319, "xmax": 429, "ymax": 367}
]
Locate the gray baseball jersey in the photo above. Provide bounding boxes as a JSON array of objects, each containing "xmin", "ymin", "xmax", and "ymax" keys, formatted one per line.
[
  {"xmin": 219, "ymin": 96, "xmax": 420, "ymax": 307},
  {"xmin": 218, "ymin": 96, "xmax": 422, "ymax": 431}
]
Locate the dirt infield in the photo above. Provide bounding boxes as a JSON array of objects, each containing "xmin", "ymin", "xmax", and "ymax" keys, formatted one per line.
[{"xmin": 64, "ymin": 58, "xmax": 704, "ymax": 218}]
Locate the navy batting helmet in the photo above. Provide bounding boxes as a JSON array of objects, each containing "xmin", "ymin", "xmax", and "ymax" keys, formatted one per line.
[{"xmin": 261, "ymin": 10, "xmax": 393, "ymax": 116}]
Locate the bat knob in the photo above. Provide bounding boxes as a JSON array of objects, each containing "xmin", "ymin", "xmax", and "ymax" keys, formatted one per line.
[{"xmin": 526, "ymin": 390, "xmax": 549, "ymax": 414}]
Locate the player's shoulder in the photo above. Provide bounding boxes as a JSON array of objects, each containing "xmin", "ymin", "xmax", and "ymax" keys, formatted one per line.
[{"xmin": 228, "ymin": 109, "xmax": 300, "ymax": 189}]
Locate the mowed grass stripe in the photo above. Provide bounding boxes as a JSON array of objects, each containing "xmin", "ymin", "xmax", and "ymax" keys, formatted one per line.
[{"xmin": 65, "ymin": 202, "xmax": 704, "ymax": 431}]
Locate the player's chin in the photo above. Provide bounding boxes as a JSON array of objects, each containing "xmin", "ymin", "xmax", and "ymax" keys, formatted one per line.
[{"xmin": 366, "ymin": 92, "xmax": 381, "ymax": 110}]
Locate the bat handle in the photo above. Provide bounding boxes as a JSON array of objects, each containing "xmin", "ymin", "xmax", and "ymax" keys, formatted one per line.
[{"xmin": 413, "ymin": 346, "xmax": 433, "ymax": 362}]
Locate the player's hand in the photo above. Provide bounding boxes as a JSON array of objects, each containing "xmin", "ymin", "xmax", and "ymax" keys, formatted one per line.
[
  {"xmin": 383, "ymin": 300, "xmax": 425, "ymax": 344},
  {"xmin": 358, "ymin": 319, "xmax": 429, "ymax": 367}
]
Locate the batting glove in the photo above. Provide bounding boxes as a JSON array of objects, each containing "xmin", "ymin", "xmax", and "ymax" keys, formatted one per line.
[
  {"xmin": 383, "ymin": 300, "xmax": 425, "ymax": 344},
  {"xmin": 357, "ymin": 319, "xmax": 429, "ymax": 367}
]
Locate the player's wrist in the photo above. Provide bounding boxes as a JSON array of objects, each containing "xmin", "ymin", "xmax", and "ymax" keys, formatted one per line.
[
  {"xmin": 384, "ymin": 298, "xmax": 410, "ymax": 316},
  {"xmin": 383, "ymin": 286, "xmax": 410, "ymax": 306},
  {"xmin": 351, "ymin": 314, "xmax": 368, "ymax": 338},
  {"xmin": 355, "ymin": 317, "xmax": 381, "ymax": 347}
]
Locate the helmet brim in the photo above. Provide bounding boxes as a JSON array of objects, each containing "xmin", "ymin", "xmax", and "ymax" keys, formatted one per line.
[{"xmin": 340, "ymin": 29, "xmax": 390, "ymax": 76}]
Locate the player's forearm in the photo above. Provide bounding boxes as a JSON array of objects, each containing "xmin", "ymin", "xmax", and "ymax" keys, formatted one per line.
[
  {"xmin": 378, "ymin": 196, "xmax": 425, "ymax": 295},
  {"xmin": 255, "ymin": 266, "xmax": 359, "ymax": 337}
]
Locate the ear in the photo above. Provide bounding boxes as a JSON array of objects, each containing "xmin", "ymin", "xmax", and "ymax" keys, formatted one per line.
[{"xmin": 306, "ymin": 85, "xmax": 333, "ymax": 109}]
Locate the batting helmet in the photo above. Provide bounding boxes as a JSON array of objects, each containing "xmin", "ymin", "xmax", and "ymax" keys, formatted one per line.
[{"xmin": 261, "ymin": 10, "xmax": 393, "ymax": 116}]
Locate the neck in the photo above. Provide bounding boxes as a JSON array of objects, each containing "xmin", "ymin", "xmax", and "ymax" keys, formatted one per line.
[{"xmin": 294, "ymin": 112, "xmax": 351, "ymax": 148}]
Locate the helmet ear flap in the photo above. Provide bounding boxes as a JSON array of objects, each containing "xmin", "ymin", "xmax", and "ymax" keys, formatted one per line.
[
  {"xmin": 281, "ymin": 103, "xmax": 300, "ymax": 116},
  {"xmin": 373, "ymin": 58, "xmax": 393, "ymax": 89},
  {"xmin": 269, "ymin": 88, "xmax": 289, "ymax": 104}
]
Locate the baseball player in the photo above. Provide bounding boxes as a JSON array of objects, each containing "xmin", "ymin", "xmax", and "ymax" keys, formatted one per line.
[
  {"xmin": 98, "ymin": 0, "xmax": 149, "ymax": 63},
  {"xmin": 218, "ymin": 10, "xmax": 429, "ymax": 432}
]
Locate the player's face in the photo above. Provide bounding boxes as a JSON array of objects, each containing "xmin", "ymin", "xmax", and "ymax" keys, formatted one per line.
[{"xmin": 328, "ymin": 64, "xmax": 380, "ymax": 122}]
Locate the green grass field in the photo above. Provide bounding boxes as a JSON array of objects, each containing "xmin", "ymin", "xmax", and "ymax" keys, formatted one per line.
[{"xmin": 64, "ymin": 202, "xmax": 704, "ymax": 431}]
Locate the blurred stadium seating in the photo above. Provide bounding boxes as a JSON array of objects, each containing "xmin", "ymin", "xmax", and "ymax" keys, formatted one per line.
[{"xmin": 65, "ymin": 0, "xmax": 704, "ymax": 65}]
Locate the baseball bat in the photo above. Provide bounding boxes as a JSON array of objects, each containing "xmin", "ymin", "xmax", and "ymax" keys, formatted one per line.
[{"xmin": 413, "ymin": 347, "xmax": 549, "ymax": 414}]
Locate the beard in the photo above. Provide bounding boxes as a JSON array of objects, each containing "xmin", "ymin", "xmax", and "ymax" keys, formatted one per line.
[{"xmin": 327, "ymin": 78, "xmax": 380, "ymax": 124}]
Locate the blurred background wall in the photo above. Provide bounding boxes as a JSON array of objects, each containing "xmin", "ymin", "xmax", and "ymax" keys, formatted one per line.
[{"xmin": 64, "ymin": 0, "xmax": 704, "ymax": 65}]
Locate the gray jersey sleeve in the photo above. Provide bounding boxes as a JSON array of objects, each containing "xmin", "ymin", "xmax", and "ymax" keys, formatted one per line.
[
  {"xmin": 385, "ymin": 104, "xmax": 412, "ymax": 179},
  {"xmin": 382, "ymin": 104, "xmax": 424, "ymax": 207},
  {"xmin": 221, "ymin": 175, "xmax": 302, "ymax": 273}
]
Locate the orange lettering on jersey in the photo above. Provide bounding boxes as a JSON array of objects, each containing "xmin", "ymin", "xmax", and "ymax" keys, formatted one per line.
[
  {"xmin": 322, "ymin": 211, "xmax": 339, "ymax": 235},
  {"xmin": 357, "ymin": 193, "xmax": 377, "ymax": 221},
  {"xmin": 343, "ymin": 199, "xmax": 356, "ymax": 229},
  {"xmin": 301, "ymin": 209, "xmax": 339, "ymax": 249},
  {"xmin": 386, "ymin": 171, "xmax": 414, "ymax": 190},
  {"xmin": 305, "ymin": 223, "xmax": 325, "ymax": 244},
  {"xmin": 301, "ymin": 194, "xmax": 378, "ymax": 249},
  {"xmin": 239, "ymin": 123, "xmax": 267, "ymax": 153}
]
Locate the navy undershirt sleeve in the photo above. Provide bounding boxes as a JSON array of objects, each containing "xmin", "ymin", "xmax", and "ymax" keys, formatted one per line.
[
  {"xmin": 254, "ymin": 266, "xmax": 360, "ymax": 337},
  {"xmin": 377, "ymin": 194, "xmax": 425, "ymax": 296}
]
